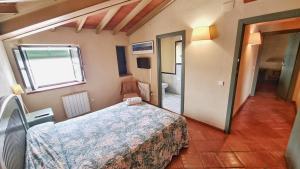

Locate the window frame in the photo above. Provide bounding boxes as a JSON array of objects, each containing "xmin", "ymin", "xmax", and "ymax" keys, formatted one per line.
[
  {"xmin": 12, "ymin": 48, "xmax": 32, "ymax": 90},
  {"xmin": 13, "ymin": 44, "xmax": 86, "ymax": 93},
  {"xmin": 116, "ymin": 46, "xmax": 130, "ymax": 77}
]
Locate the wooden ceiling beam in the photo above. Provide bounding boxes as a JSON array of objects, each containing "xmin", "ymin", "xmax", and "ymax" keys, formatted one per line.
[
  {"xmin": 76, "ymin": 16, "xmax": 87, "ymax": 32},
  {"xmin": 0, "ymin": 3, "xmax": 18, "ymax": 14},
  {"xmin": 0, "ymin": 0, "xmax": 37, "ymax": 2},
  {"xmin": 0, "ymin": 0, "xmax": 139, "ymax": 40},
  {"xmin": 113, "ymin": 0, "xmax": 151, "ymax": 34},
  {"xmin": 127, "ymin": 0, "xmax": 175, "ymax": 36},
  {"xmin": 96, "ymin": 6, "xmax": 121, "ymax": 34},
  {"xmin": 244, "ymin": 0, "xmax": 256, "ymax": 3}
]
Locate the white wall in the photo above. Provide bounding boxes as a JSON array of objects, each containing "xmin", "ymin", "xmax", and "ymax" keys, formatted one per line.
[
  {"xmin": 0, "ymin": 41, "xmax": 16, "ymax": 97},
  {"xmin": 5, "ymin": 28, "xmax": 130, "ymax": 121},
  {"xmin": 233, "ymin": 25, "xmax": 260, "ymax": 115},
  {"xmin": 128, "ymin": 0, "xmax": 300, "ymax": 129},
  {"xmin": 162, "ymin": 64, "xmax": 182, "ymax": 94}
]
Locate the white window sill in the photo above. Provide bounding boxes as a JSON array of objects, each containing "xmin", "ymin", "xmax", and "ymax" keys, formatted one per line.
[{"xmin": 26, "ymin": 81, "xmax": 86, "ymax": 94}]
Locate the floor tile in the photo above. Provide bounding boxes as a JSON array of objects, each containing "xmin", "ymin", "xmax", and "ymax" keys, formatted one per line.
[
  {"xmin": 235, "ymin": 152, "xmax": 267, "ymax": 167},
  {"xmin": 216, "ymin": 152, "xmax": 244, "ymax": 168},
  {"xmin": 193, "ymin": 140, "xmax": 225, "ymax": 152},
  {"xmin": 166, "ymin": 156, "xmax": 184, "ymax": 169},
  {"xmin": 199, "ymin": 152, "xmax": 223, "ymax": 168},
  {"xmin": 181, "ymin": 155, "xmax": 203, "ymax": 169},
  {"xmin": 162, "ymin": 92, "xmax": 181, "ymax": 114},
  {"xmin": 167, "ymin": 84, "xmax": 295, "ymax": 169}
]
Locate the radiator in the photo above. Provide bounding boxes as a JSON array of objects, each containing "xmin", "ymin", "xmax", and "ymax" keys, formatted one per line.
[
  {"xmin": 62, "ymin": 91, "xmax": 91, "ymax": 118},
  {"xmin": 138, "ymin": 81, "xmax": 151, "ymax": 102}
]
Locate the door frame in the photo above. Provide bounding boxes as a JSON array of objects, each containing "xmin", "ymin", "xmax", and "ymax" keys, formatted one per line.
[
  {"xmin": 287, "ymin": 38, "xmax": 300, "ymax": 100},
  {"xmin": 225, "ymin": 8, "xmax": 300, "ymax": 133},
  {"xmin": 156, "ymin": 30, "xmax": 186, "ymax": 114}
]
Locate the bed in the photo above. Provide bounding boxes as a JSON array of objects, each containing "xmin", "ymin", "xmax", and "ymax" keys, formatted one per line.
[{"xmin": 0, "ymin": 95, "xmax": 188, "ymax": 169}]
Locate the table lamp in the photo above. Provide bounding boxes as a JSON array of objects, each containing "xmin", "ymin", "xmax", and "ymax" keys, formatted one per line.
[{"xmin": 11, "ymin": 84, "xmax": 28, "ymax": 113}]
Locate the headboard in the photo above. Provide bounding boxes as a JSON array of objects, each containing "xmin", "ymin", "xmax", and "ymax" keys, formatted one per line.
[{"xmin": 0, "ymin": 95, "xmax": 28, "ymax": 169}]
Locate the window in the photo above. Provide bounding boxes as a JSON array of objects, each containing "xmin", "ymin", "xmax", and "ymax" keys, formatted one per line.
[
  {"xmin": 116, "ymin": 46, "xmax": 128, "ymax": 76},
  {"xmin": 13, "ymin": 45, "xmax": 85, "ymax": 92}
]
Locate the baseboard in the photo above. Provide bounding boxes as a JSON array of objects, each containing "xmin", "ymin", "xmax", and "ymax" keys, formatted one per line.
[
  {"xmin": 183, "ymin": 116, "xmax": 224, "ymax": 133},
  {"xmin": 233, "ymin": 95, "xmax": 251, "ymax": 118}
]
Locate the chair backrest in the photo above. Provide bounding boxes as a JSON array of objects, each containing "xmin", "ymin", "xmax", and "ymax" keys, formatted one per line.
[{"xmin": 121, "ymin": 78, "xmax": 140, "ymax": 95}]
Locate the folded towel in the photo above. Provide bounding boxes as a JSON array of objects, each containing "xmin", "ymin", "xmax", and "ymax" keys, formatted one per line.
[
  {"xmin": 123, "ymin": 93, "xmax": 139, "ymax": 101},
  {"xmin": 126, "ymin": 97, "xmax": 142, "ymax": 106}
]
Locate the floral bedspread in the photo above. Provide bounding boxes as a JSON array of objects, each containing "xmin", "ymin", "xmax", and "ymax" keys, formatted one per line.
[{"xmin": 26, "ymin": 102, "xmax": 189, "ymax": 169}]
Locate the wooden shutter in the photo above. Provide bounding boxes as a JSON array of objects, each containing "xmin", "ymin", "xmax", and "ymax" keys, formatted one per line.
[{"xmin": 70, "ymin": 47, "xmax": 85, "ymax": 82}]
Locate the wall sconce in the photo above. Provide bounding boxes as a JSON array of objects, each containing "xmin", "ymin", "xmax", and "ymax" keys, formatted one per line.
[
  {"xmin": 248, "ymin": 32, "xmax": 262, "ymax": 45},
  {"xmin": 192, "ymin": 25, "xmax": 218, "ymax": 41}
]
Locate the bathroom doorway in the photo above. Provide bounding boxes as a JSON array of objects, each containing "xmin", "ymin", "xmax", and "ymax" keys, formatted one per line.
[{"xmin": 157, "ymin": 31, "xmax": 185, "ymax": 114}]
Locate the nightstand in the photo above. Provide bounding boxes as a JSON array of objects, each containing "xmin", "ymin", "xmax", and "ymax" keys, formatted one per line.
[{"xmin": 26, "ymin": 108, "xmax": 54, "ymax": 128}]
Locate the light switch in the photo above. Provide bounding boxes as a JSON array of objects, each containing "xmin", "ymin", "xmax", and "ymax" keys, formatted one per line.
[{"xmin": 218, "ymin": 81, "xmax": 225, "ymax": 86}]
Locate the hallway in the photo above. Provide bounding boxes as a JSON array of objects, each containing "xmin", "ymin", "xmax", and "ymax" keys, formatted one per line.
[{"xmin": 167, "ymin": 89, "xmax": 296, "ymax": 168}]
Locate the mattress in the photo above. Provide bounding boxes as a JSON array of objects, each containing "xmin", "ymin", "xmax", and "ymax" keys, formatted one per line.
[{"xmin": 25, "ymin": 102, "xmax": 189, "ymax": 169}]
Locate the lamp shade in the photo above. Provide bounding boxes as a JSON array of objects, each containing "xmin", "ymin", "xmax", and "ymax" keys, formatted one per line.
[
  {"xmin": 192, "ymin": 25, "xmax": 218, "ymax": 41},
  {"xmin": 11, "ymin": 84, "xmax": 24, "ymax": 95},
  {"xmin": 248, "ymin": 32, "xmax": 262, "ymax": 45}
]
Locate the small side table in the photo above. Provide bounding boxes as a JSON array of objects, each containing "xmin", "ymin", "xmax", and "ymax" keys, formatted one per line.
[{"xmin": 26, "ymin": 108, "xmax": 54, "ymax": 128}]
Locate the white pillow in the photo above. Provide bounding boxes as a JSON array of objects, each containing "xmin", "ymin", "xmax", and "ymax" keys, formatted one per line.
[{"xmin": 126, "ymin": 97, "xmax": 142, "ymax": 106}]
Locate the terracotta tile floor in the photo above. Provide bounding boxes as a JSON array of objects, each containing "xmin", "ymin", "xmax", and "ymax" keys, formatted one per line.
[{"xmin": 167, "ymin": 88, "xmax": 296, "ymax": 169}]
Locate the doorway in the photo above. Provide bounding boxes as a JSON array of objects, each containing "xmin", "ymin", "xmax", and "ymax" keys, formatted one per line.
[
  {"xmin": 157, "ymin": 30, "xmax": 185, "ymax": 114},
  {"xmin": 252, "ymin": 32, "xmax": 300, "ymax": 100},
  {"xmin": 226, "ymin": 9, "xmax": 300, "ymax": 134}
]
